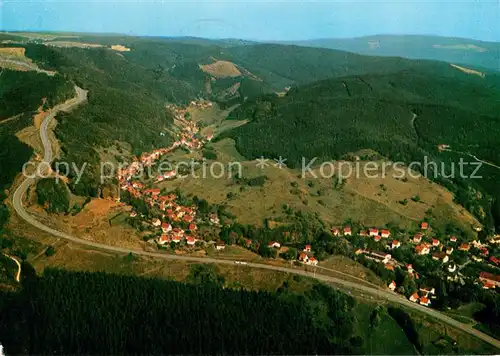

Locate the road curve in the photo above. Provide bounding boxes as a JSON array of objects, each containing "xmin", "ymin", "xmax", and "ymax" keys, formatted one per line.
[
  {"xmin": 11, "ymin": 87, "xmax": 500, "ymax": 351},
  {"xmin": 442, "ymin": 148, "xmax": 500, "ymax": 171},
  {"xmin": 3, "ymin": 254, "xmax": 21, "ymax": 282}
]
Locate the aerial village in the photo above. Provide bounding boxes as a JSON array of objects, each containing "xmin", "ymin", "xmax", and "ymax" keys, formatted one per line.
[
  {"xmin": 117, "ymin": 100, "xmax": 220, "ymax": 250},
  {"xmin": 115, "ymin": 100, "xmax": 499, "ymax": 309},
  {"xmin": 309, "ymin": 222, "xmax": 500, "ymax": 307}
]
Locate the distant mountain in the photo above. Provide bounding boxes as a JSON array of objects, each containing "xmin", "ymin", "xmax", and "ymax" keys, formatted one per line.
[{"xmin": 271, "ymin": 35, "xmax": 500, "ymax": 72}]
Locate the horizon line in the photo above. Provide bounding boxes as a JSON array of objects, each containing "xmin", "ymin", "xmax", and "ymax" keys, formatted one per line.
[{"xmin": 1, "ymin": 30, "xmax": 499, "ymax": 44}]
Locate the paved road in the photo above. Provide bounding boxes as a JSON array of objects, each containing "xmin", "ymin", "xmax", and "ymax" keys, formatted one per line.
[
  {"xmin": 11, "ymin": 87, "xmax": 500, "ymax": 351},
  {"xmin": 0, "ymin": 59, "xmax": 56, "ymax": 76}
]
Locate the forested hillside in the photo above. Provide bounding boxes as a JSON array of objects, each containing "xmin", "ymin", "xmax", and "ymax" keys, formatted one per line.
[
  {"xmin": 0, "ymin": 69, "xmax": 75, "ymax": 120},
  {"xmin": 2, "ymin": 32, "xmax": 468, "ymax": 197},
  {"xmin": 223, "ymin": 66, "xmax": 500, "ymax": 230}
]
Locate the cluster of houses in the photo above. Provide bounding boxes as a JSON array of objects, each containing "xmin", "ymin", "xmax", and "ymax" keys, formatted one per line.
[
  {"xmin": 408, "ymin": 287, "xmax": 435, "ymax": 307},
  {"xmin": 479, "ymin": 272, "xmax": 500, "ymax": 290},
  {"xmin": 298, "ymin": 244, "xmax": 319, "ymax": 266},
  {"xmin": 114, "ymin": 102, "xmax": 225, "ymax": 249},
  {"xmin": 331, "ymin": 221, "xmax": 500, "ymax": 304},
  {"xmin": 128, "ymin": 189, "xmax": 222, "ymax": 247}
]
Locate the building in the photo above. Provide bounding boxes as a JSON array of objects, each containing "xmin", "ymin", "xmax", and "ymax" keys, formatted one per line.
[
  {"xmin": 343, "ymin": 226, "xmax": 352, "ymax": 236},
  {"xmin": 158, "ymin": 234, "xmax": 170, "ymax": 245},
  {"xmin": 388, "ymin": 281, "xmax": 397, "ymax": 291},
  {"xmin": 446, "ymin": 247, "xmax": 454, "ymax": 255},
  {"xmin": 421, "ymin": 222, "xmax": 429, "ymax": 230},
  {"xmin": 369, "ymin": 228, "xmax": 379, "ymax": 237},
  {"xmin": 448, "ymin": 264, "xmax": 457, "ymax": 273},
  {"xmin": 367, "ymin": 251, "xmax": 392, "ymax": 264},
  {"xmin": 458, "ymin": 243, "xmax": 471, "ymax": 252},
  {"xmin": 479, "ymin": 272, "xmax": 500, "ymax": 289},
  {"xmin": 374, "ymin": 235, "xmax": 382, "ymax": 242},
  {"xmin": 209, "ymin": 214, "xmax": 220, "ymax": 225},
  {"xmin": 130, "ymin": 211, "xmax": 137, "ymax": 218},
  {"xmin": 381, "ymin": 229, "xmax": 391, "ymax": 238},
  {"xmin": 307, "ymin": 257, "xmax": 318, "ymax": 266},
  {"xmin": 186, "ymin": 237, "xmax": 196, "ymax": 246},
  {"xmin": 215, "ymin": 241, "xmax": 226, "ymax": 251},
  {"xmin": 432, "ymin": 252, "xmax": 449, "ymax": 264},
  {"xmin": 303, "ymin": 245, "xmax": 312, "ymax": 252},
  {"xmin": 161, "ymin": 223, "xmax": 172, "ymax": 233},
  {"xmin": 432, "ymin": 239, "xmax": 440, "ymax": 247},
  {"xmin": 391, "ymin": 240, "xmax": 401, "ymax": 249},
  {"xmin": 268, "ymin": 241, "xmax": 281, "ymax": 249},
  {"xmin": 489, "ymin": 256, "xmax": 500, "ymax": 266},
  {"xmin": 420, "ymin": 297, "xmax": 431, "ymax": 306},
  {"xmin": 419, "ymin": 287, "xmax": 435, "ymax": 296},
  {"xmin": 415, "ymin": 244, "xmax": 430, "ymax": 255},
  {"xmin": 450, "ymin": 236, "xmax": 457, "ymax": 243},
  {"xmin": 413, "ymin": 233, "xmax": 423, "ymax": 243},
  {"xmin": 488, "ymin": 235, "xmax": 500, "ymax": 244},
  {"xmin": 299, "ymin": 252, "xmax": 309, "ymax": 263},
  {"xmin": 385, "ymin": 264, "xmax": 395, "ymax": 271},
  {"xmin": 152, "ymin": 218, "xmax": 162, "ymax": 227},
  {"xmin": 331, "ymin": 227, "xmax": 340, "ymax": 236},
  {"xmin": 409, "ymin": 293, "xmax": 419, "ymax": 303}
]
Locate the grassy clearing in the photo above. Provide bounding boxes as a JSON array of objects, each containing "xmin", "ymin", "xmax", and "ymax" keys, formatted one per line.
[
  {"xmin": 319, "ymin": 255, "xmax": 385, "ymax": 286},
  {"xmin": 353, "ymin": 303, "xmax": 417, "ymax": 355},
  {"xmin": 159, "ymin": 137, "xmax": 479, "ymax": 235}
]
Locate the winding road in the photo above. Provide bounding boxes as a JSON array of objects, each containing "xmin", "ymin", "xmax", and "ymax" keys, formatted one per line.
[{"xmin": 10, "ymin": 88, "xmax": 500, "ymax": 351}]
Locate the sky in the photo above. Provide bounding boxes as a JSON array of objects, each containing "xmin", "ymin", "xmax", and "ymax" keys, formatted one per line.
[{"xmin": 1, "ymin": 0, "xmax": 499, "ymax": 42}]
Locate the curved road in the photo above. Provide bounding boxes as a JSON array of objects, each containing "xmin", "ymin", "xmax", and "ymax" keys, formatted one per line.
[{"xmin": 11, "ymin": 88, "xmax": 500, "ymax": 351}]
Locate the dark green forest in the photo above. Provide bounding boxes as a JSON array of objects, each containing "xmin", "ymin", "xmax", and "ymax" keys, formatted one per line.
[
  {"xmin": 0, "ymin": 68, "xmax": 75, "ymax": 120},
  {"xmin": 36, "ymin": 178, "xmax": 70, "ymax": 213},
  {"xmin": 0, "ymin": 268, "xmax": 359, "ymax": 355},
  {"xmin": 223, "ymin": 67, "xmax": 500, "ymax": 230}
]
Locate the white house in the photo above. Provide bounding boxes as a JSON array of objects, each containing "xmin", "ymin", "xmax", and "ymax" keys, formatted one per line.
[
  {"xmin": 268, "ymin": 241, "xmax": 281, "ymax": 249},
  {"xmin": 388, "ymin": 281, "xmax": 397, "ymax": 291}
]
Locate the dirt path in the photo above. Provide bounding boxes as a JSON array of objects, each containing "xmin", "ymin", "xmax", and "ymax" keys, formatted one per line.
[
  {"xmin": 0, "ymin": 114, "xmax": 22, "ymax": 126},
  {"xmin": 0, "ymin": 58, "xmax": 56, "ymax": 76},
  {"xmin": 3, "ymin": 253, "xmax": 21, "ymax": 282},
  {"xmin": 410, "ymin": 111, "xmax": 418, "ymax": 136},
  {"xmin": 442, "ymin": 148, "xmax": 500, "ymax": 171}
]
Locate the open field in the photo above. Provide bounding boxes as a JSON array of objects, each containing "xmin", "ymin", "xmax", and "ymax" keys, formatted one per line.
[
  {"xmin": 200, "ymin": 60, "xmax": 242, "ymax": 78},
  {"xmin": 2, "ymin": 32, "xmax": 80, "ymax": 40},
  {"xmin": 0, "ymin": 46, "xmax": 55, "ymax": 74},
  {"xmin": 0, "ymin": 47, "xmax": 25, "ymax": 57},
  {"xmin": 319, "ymin": 255, "xmax": 385, "ymax": 286},
  {"xmin": 433, "ymin": 44, "xmax": 487, "ymax": 52},
  {"xmin": 158, "ymin": 137, "xmax": 480, "ymax": 234},
  {"xmin": 45, "ymin": 41, "xmax": 104, "ymax": 49},
  {"xmin": 450, "ymin": 63, "xmax": 486, "ymax": 78}
]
